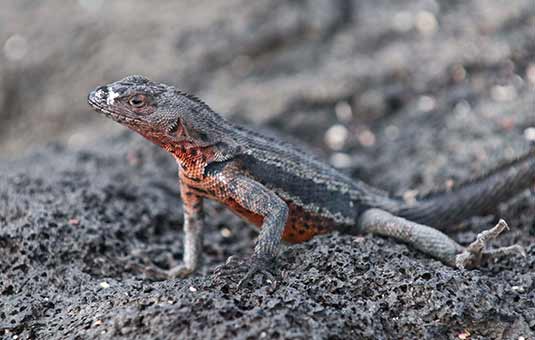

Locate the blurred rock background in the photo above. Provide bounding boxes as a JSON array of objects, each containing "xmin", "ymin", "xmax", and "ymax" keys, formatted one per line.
[{"xmin": 0, "ymin": 0, "xmax": 534, "ymax": 190}]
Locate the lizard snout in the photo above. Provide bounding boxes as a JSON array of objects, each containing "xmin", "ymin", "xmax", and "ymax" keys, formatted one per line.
[{"xmin": 88, "ymin": 86, "xmax": 109, "ymax": 108}]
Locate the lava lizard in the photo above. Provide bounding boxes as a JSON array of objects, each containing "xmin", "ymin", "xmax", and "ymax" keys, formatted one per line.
[{"xmin": 88, "ymin": 75, "xmax": 533, "ymax": 287}]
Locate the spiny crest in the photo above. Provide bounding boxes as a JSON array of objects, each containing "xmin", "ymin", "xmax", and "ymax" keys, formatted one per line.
[
  {"xmin": 175, "ymin": 90, "xmax": 212, "ymax": 111},
  {"xmin": 123, "ymin": 74, "xmax": 150, "ymax": 84},
  {"xmin": 120, "ymin": 75, "xmax": 166, "ymax": 95},
  {"xmin": 121, "ymin": 75, "xmax": 212, "ymax": 111}
]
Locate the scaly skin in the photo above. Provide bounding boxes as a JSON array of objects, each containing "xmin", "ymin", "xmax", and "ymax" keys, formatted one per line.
[{"xmin": 88, "ymin": 75, "xmax": 532, "ymax": 287}]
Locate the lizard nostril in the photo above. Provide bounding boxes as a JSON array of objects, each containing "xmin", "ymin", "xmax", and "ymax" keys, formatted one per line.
[{"xmin": 88, "ymin": 86, "xmax": 109, "ymax": 105}]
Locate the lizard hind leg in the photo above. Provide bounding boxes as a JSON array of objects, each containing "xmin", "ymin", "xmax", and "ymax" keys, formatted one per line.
[
  {"xmin": 357, "ymin": 208, "xmax": 525, "ymax": 269},
  {"xmin": 455, "ymin": 219, "xmax": 526, "ymax": 269}
]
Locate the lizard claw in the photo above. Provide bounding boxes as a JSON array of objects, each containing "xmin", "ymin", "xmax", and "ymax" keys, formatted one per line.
[
  {"xmin": 121, "ymin": 247, "xmax": 198, "ymax": 280},
  {"xmin": 213, "ymin": 255, "xmax": 278, "ymax": 290},
  {"xmin": 455, "ymin": 219, "xmax": 526, "ymax": 269},
  {"xmin": 127, "ymin": 261, "xmax": 196, "ymax": 280}
]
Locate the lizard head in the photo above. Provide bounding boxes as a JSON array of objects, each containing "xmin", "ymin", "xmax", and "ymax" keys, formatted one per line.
[
  {"xmin": 88, "ymin": 75, "xmax": 192, "ymax": 138},
  {"xmin": 88, "ymin": 75, "xmax": 240, "ymax": 160},
  {"xmin": 87, "ymin": 75, "xmax": 239, "ymax": 160}
]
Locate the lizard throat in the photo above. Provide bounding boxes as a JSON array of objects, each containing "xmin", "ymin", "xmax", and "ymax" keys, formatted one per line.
[{"xmin": 170, "ymin": 142, "xmax": 211, "ymax": 177}]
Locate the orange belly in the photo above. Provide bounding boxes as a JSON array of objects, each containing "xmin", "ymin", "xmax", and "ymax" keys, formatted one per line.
[{"xmin": 224, "ymin": 199, "xmax": 336, "ymax": 243}]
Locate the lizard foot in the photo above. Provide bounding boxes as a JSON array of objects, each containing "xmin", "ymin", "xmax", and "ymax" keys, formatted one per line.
[
  {"xmin": 213, "ymin": 255, "xmax": 278, "ymax": 290},
  {"xmin": 124, "ymin": 254, "xmax": 195, "ymax": 280},
  {"xmin": 455, "ymin": 219, "xmax": 526, "ymax": 269},
  {"xmin": 131, "ymin": 263, "xmax": 195, "ymax": 280}
]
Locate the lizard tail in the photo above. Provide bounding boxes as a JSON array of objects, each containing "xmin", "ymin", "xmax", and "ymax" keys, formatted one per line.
[{"xmin": 386, "ymin": 147, "xmax": 535, "ymax": 231}]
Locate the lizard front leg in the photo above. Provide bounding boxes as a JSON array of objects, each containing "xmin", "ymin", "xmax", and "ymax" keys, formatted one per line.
[
  {"xmin": 214, "ymin": 174, "xmax": 289, "ymax": 288},
  {"xmin": 170, "ymin": 181, "xmax": 205, "ymax": 276},
  {"xmin": 134, "ymin": 181, "xmax": 204, "ymax": 279}
]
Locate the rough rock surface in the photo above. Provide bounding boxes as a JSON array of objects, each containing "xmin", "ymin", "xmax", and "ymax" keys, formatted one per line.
[{"xmin": 1, "ymin": 0, "xmax": 534, "ymax": 339}]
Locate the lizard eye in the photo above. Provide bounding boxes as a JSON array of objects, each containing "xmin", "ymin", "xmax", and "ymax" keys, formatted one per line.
[{"xmin": 129, "ymin": 94, "xmax": 147, "ymax": 108}]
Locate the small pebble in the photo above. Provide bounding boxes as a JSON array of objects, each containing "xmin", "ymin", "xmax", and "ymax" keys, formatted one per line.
[
  {"xmin": 526, "ymin": 64, "xmax": 535, "ymax": 85},
  {"xmin": 358, "ymin": 129, "xmax": 376, "ymax": 147},
  {"xmin": 491, "ymin": 85, "xmax": 516, "ymax": 102},
  {"xmin": 385, "ymin": 125, "xmax": 400, "ymax": 140},
  {"xmin": 499, "ymin": 117, "xmax": 515, "ymax": 130},
  {"xmin": 417, "ymin": 95, "xmax": 436, "ymax": 112},
  {"xmin": 335, "ymin": 101, "xmax": 353, "ymax": 123},
  {"xmin": 4, "ymin": 34, "xmax": 28, "ymax": 61},
  {"xmin": 511, "ymin": 285, "xmax": 525, "ymax": 293},
  {"xmin": 330, "ymin": 153, "xmax": 352, "ymax": 168},
  {"xmin": 402, "ymin": 190, "xmax": 419, "ymax": 205},
  {"xmin": 68, "ymin": 218, "xmax": 80, "ymax": 226},
  {"xmin": 221, "ymin": 227, "xmax": 232, "ymax": 238},
  {"xmin": 99, "ymin": 281, "xmax": 110, "ymax": 289},
  {"xmin": 189, "ymin": 286, "xmax": 197, "ymax": 292},
  {"xmin": 127, "ymin": 151, "xmax": 142, "ymax": 166},
  {"xmin": 454, "ymin": 101, "xmax": 471, "ymax": 116},
  {"xmin": 451, "ymin": 64, "xmax": 467, "ymax": 82},
  {"xmin": 353, "ymin": 236, "xmax": 366, "ymax": 243},
  {"xmin": 415, "ymin": 11, "xmax": 438, "ymax": 35},
  {"xmin": 324, "ymin": 124, "xmax": 348, "ymax": 150},
  {"xmin": 458, "ymin": 330, "xmax": 470, "ymax": 339},
  {"xmin": 523, "ymin": 127, "xmax": 535, "ymax": 142}
]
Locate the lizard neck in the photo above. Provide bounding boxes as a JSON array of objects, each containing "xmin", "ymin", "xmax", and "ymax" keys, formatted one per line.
[
  {"xmin": 171, "ymin": 141, "xmax": 211, "ymax": 178},
  {"xmin": 125, "ymin": 123, "xmax": 209, "ymax": 179}
]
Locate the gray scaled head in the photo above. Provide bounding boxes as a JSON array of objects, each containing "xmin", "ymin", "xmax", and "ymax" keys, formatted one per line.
[{"xmin": 87, "ymin": 75, "xmax": 222, "ymax": 145}]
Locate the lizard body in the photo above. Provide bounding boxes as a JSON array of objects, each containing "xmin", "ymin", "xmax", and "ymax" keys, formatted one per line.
[{"xmin": 88, "ymin": 75, "xmax": 532, "ymax": 285}]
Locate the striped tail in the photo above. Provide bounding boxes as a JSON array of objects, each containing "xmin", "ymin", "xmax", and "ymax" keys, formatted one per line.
[{"xmin": 386, "ymin": 148, "xmax": 535, "ymax": 230}]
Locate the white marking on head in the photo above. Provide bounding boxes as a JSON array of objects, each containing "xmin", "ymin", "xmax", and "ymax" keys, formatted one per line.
[{"xmin": 107, "ymin": 89, "xmax": 120, "ymax": 105}]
